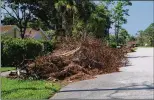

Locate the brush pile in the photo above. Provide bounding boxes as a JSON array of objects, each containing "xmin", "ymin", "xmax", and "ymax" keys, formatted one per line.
[{"xmin": 26, "ymin": 37, "xmax": 128, "ymax": 82}]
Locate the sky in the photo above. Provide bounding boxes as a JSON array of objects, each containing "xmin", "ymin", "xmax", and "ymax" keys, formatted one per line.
[{"xmin": 122, "ymin": 1, "xmax": 153, "ymax": 36}]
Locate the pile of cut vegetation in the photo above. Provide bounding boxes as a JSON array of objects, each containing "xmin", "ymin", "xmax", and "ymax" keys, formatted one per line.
[{"xmin": 26, "ymin": 37, "xmax": 128, "ymax": 82}]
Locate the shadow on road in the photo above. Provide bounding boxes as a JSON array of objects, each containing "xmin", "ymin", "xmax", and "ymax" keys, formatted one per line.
[
  {"xmin": 127, "ymin": 56, "xmax": 152, "ymax": 59},
  {"xmin": 59, "ymin": 82, "xmax": 154, "ymax": 93},
  {"xmin": 107, "ymin": 82, "xmax": 154, "ymax": 99},
  {"xmin": 124, "ymin": 56, "xmax": 152, "ymax": 66},
  {"xmin": 125, "ymin": 63, "xmax": 132, "ymax": 67}
]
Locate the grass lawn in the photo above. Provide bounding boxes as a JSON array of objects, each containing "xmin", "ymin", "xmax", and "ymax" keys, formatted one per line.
[
  {"xmin": 1, "ymin": 77, "xmax": 61, "ymax": 99},
  {"xmin": 0, "ymin": 67, "xmax": 16, "ymax": 72}
]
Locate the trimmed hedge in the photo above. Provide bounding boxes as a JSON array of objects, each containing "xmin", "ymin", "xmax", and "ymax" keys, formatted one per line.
[
  {"xmin": 1, "ymin": 37, "xmax": 54, "ymax": 67},
  {"xmin": 39, "ymin": 40, "xmax": 56, "ymax": 54}
]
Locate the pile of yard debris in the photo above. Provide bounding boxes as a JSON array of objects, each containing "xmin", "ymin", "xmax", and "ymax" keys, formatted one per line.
[{"xmin": 25, "ymin": 37, "xmax": 128, "ymax": 82}]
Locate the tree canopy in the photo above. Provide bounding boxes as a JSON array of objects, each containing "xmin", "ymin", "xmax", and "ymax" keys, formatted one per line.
[
  {"xmin": 1, "ymin": 0, "xmax": 132, "ymax": 43},
  {"xmin": 136, "ymin": 23, "xmax": 154, "ymax": 46}
]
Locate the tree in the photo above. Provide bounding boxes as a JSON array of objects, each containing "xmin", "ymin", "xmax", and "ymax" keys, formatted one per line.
[
  {"xmin": 2, "ymin": 0, "xmax": 35, "ymax": 38},
  {"xmin": 4, "ymin": 0, "xmax": 132, "ymax": 43},
  {"xmin": 1, "ymin": 15, "xmax": 17, "ymax": 25},
  {"xmin": 54, "ymin": 0, "xmax": 78, "ymax": 37},
  {"xmin": 144, "ymin": 23, "xmax": 154, "ymax": 46},
  {"xmin": 87, "ymin": 4, "xmax": 111, "ymax": 39},
  {"xmin": 118, "ymin": 28, "xmax": 130, "ymax": 45},
  {"xmin": 136, "ymin": 30, "xmax": 145, "ymax": 46},
  {"xmin": 11, "ymin": 0, "xmax": 96, "ymax": 39},
  {"xmin": 27, "ymin": 18, "xmax": 47, "ymax": 30},
  {"xmin": 111, "ymin": 1, "xmax": 132, "ymax": 45},
  {"xmin": 136, "ymin": 23, "xmax": 154, "ymax": 46},
  {"xmin": 129, "ymin": 35, "xmax": 136, "ymax": 41}
]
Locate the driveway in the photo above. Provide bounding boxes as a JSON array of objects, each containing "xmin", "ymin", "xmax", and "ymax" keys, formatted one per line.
[{"xmin": 51, "ymin": 47, "xmax": 154, "ymax": 99}]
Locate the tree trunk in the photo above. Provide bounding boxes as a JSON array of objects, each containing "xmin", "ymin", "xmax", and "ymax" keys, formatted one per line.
[
  {"xmin": 114, "ymin": 24, "xmax": 117, "ymax": 46},
  {"xmin": 20, "ymin": 28, "xmax": 24, "ymax": 39},
  {"xmin": 117, "ymin": 20, "xmax": 120, "ymax": 46}
]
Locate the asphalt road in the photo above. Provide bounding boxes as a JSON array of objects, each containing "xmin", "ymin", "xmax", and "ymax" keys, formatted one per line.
[{"xmin": 51, "ymin": 47, "xmax": 154, "ymax": 99}]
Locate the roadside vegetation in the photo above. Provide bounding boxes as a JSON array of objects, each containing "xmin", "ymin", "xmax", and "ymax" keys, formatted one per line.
[
  {"xmin": 1, "ymin": 77, "xmax": 61, "ymax": 99},
  {"xmin": 136, "ymin": 23, "xmax": 154, "ymax": 47},
  {"xmin": 2, "ymin": 0, "xmax": 153, "ymax": 99}
]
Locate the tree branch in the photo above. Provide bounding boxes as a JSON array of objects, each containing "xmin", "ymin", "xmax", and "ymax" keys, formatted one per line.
[
  {"xmin": 11, "ymin": 7, "xmax": 20, "ymax": 20},
  {"xmin": 1, "ymin": 6, "xmax": 18, "ymax": 20}
]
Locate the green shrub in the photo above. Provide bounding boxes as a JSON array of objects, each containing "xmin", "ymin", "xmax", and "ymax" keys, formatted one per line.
[
  {"xmin": 39, "ymin": 40, "xmax": 55, "ymax": 54},
  {"xmin": 1, "ymin": 36, "xmax": 57, "ymax": 67},
  {"xmin": 110, "ymin": 42, "xmax": 117, "ymax": 48},
  {"xmin": 24, "ymin": 39, "xmax": 43, "ymax": 58},
  {"xmin": 2, "ymin": 38, "xmax": 43, "ymax": 67},
  {"xmin": 2, "ymin": 38, "xmax": 25, "ymax": 66}
]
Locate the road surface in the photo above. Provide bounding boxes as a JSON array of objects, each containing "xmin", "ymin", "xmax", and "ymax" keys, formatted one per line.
[{"xmin": 51, "ymin": 48, "xmax": 154, "ymax": 99}]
